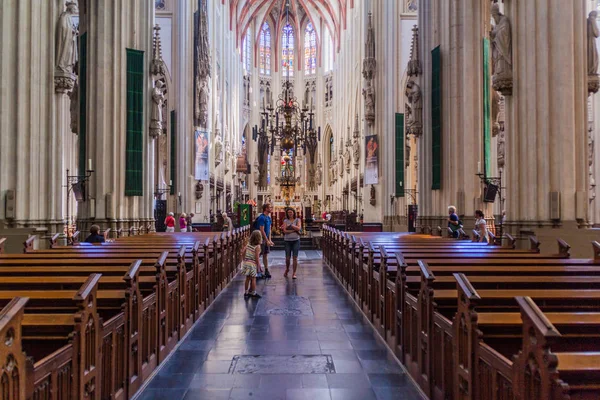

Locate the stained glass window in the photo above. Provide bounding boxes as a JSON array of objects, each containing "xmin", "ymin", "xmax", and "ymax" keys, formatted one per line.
[
  {"xmin": 267, "ymin": 154, "xmax": 271, "ymax": 185},
  {"xmin": 155, "ymin": 0, "xmax": 165, "ymax": 10},
  {"xmin": 243, "ymin": 30, "xmax": 252, "ymax": 72},
  {"xmin": 304, "ymin": 23, "xmax": 316, "ymax": 74},
  {"xmin": 282, "ymin": 23, "xmax": 294, "ymax": 77},
  {"xmin": 260, "ymin": 23, "xmax": 271, "ymax": 75}
]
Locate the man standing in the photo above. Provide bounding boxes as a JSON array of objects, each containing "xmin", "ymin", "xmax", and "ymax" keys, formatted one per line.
[{"xmin": 256, "ymin": 203, "xmax": 275, "ymax": 278}]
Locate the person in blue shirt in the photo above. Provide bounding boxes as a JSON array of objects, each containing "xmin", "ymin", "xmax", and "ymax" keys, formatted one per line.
[
  {"xmin": 447, "ymin": 205, "xmax": 460, "ymax": 238},
  {"xmin": 85, "ymin": 225, "xmax": 105, "ymax": 244},
  {"xmin": 256, "ymin": 203, "xmax": 274, "ymax": 278}
]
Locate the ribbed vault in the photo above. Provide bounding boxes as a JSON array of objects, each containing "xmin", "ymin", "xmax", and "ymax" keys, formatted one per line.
[{"xmin": 228, "ymin": 0, "xmax": 352, "ymax": 52}]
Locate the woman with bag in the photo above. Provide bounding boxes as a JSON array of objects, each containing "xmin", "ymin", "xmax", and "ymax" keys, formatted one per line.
[{"xmin": 281, "ymin": 208, "xmax": 301, "ymax": 279}]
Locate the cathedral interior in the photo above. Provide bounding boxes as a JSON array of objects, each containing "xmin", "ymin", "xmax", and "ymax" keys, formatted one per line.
[{"xmin": 3, "ymin": 1, "xmax": 600, "ymax": 400}]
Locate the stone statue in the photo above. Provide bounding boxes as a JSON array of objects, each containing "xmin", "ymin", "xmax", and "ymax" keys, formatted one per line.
[
  {"xmin": 150, "ymin": 80, "xmax": 165, "ymax": 138},
  {"xmin": 214, "ymin": 131, "xmax": 223, "ymax": 167},
  {"xmin": 491, "ymin": 4, "xmax": 513, "ymax": 95},
  {"xmin": 56, "ymin": 1, "xmax": 78, "ymax": 74},
  {"xmin": 339, "ymin": 155, "xmax": 344, "ymax": 178},
  {"xmin": 316, "ymin": 162, "xmax": 323, "ymax": 186},
  {"xmin": 497, "ymin": 129, "xmax": 505, "ymax": 170},
  {"xmin": 405, "ymin": 80, "xmax": 422, "ymax": 136},
  {"xmin": 194, "ymin": 0, "xmax": 211, "ymax": 127},
  {"xmin": 362, "ymin": 80, "xmax": 375, "ymax": 124},
  {"xmin": 253, "ymin": 160, "xmax": 259, "ymax": 185},
  {"xmin": 589, "ymin": 11, "xmax": 600, "ymax": 76},
  {"xmin": 491, "ymin": 89, "xmax": 501, "ymax": 137},
  {"xmin": 353, "ymin": 139, "xmax": 360, "ymax": 169},
  {"xmin": 345, "ymin": 148, "xmax": 351, "ymax": 173},
  {"xmin": 225, "ymin": 141, "xmax": 231, "ymax": 174}
]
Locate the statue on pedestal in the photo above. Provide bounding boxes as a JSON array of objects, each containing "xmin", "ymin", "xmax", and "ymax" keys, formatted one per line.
[
  {"xmin": 214, "ymin": 131, "xmax": 223, "ymax": 167},
  {"xmin": 588, "ymin": 11, "xmax": 600, "ymax": 95},
  {"xmin": 491, "ymin": 4, "xmax": 513, "ymax": 95},
  {"xmin": 362, "ymin": 80, "xmax": 375, "ymax": 126},
  {"xmin": 150, "ymin": 80, "xmax": 165, "ymax": 138},
  {"xmin": 56, "ymin": 1, "xmax": 78, "ymax": 75},
  {"xmin": 405, "ymin": 80, "xmax": 422, "ymax": 136}
]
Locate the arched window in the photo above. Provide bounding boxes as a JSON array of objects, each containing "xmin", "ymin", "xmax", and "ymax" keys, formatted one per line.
[
  {"xmin": 282, "ymin": 23, "xmax": 294, "ymax": 77},
  {"xmin": 259, "ymin": 23, "xmax": 271, "ymax": 75},
  {"xmin": 304, "ymin": 23, "xmax": 317, "ymax": 74},
  {"xmin": 323, "ymin": 30, "xmax": 333, "ymax": 72},
  {"xmin": 243, "ymin": 29, "xmax": 252, "ymax": 72}
]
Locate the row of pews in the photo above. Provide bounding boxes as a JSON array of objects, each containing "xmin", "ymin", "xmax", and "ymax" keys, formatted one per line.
[
  {"xmin": 322, "ymin": 226, "xmax": 600, "ymax": 400},
  {"xmin": 0, "ymin": 227, "xmax": 249, "ymax": 400}
]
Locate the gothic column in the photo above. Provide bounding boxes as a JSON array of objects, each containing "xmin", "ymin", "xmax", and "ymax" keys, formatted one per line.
[
  {"xmin": 504, "ymin": 0, "xmax": 588, "ymax": 252},
  {"xmin": 83, "ymin": 0, "xmax": 154, "ymax": 231},
  {"xmin": 418, "ymin": 0, "xmax": 490, "ymax": 230},
  {"xmin": 53, "ymin": 73, "xmax": 77, "ymax": 231}
]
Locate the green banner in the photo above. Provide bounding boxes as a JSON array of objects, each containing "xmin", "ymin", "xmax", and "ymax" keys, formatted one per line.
[
  {"xmin": 125, "ymin": 49, "xmax": 145, "ymax": 196},
  {"xmin": 239, "ymin": 204, "xmax": 251, "ymax": 226},
  {"xmin": 395, "ymin": 113, "xmax": 405, "ymax": 197},
  {"xmin": 483, "ymin": 38, "xmax": 491, "ymax": 177}
]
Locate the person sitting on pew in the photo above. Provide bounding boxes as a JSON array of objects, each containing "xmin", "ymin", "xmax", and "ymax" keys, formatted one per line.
[{"xmin": 84, "ymin": 225, "xmax": 105, "ymax": 244}]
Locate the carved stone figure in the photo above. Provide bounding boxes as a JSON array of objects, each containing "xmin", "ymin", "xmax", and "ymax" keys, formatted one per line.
[
  {"xmin": 497, "ymin": 129, "xmax": 505, "ymax": 170},
  {"xmin": 316, "ymin": 162, "xmax": 323, "ymax": 186},
  {"xmin": 405, "ymin": 80, "xmax": 422, "ymax": 136},
  {"xmin": 214, "ymin": 131, "xmax": 223, "ymax": 167},
  {"xmin": 56, "ymin": 1, "xmax": 78, "ymax": 74},
  {"xmin": 339, "ymin": 154, "xmax": 344, "ymax": 178},
  {"xmin": 370, "ymin": 185, "xmax": 376, "ymax": 206},
  {"xmin": 589, "ymin": 12, "xmax": 599, "ymax": 75},
  {"xmin": 225, "ymin": 141, "xmax": 231, "ymax": 174},
  {"xmin": 345, "ymin": 148, "xmax": 351, "ymax": 173},
  {"xmin": 491, "ymin": 89, "xmax": 501, "ymax": 137},
  {"xmin": 588, "ymin": 11, "xmax": 600, "ymax": 95},
  {"xmin": 362, "ymin": 80, "xmax": 375, "ymax": 125},
  {"xmin": 362, "ymin": 13, "xmax": 376, "ymax": 126},
  {"xmin": 253, "ymin": 160, "xmax": 260, "ymax": 185},
  {"xmin": 150, "ymin": 80, "xmax": 165, "ymax": 138},
  {"xmin": 491, "ymin": 4, "xmax": 513, "ymax": 95},
  {"xmin": 353, "ymin": 140, "xmax": 360, "ymax": 169},
  {"xmin": 195, "ymin": 181, "xmax": 204, "ymax": 200},
  {"xmin": 194, "ymin": 0, "xmax": 211, "ymax": 127}
]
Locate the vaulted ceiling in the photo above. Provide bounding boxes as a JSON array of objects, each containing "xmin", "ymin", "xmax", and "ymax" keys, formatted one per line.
[{"xmin": 227, "ymin": 0, "xmax": 353, "ymax": 51}]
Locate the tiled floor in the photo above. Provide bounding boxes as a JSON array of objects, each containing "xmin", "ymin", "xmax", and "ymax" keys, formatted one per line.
[{"xmin": 135, "ymin": 251, "xmax": 425, "ymax": 400}]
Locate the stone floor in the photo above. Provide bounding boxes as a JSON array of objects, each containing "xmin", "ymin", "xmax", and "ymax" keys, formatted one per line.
[{"xmin": 134, "ymin": 251, "xmax": 425, "ymax": 400}]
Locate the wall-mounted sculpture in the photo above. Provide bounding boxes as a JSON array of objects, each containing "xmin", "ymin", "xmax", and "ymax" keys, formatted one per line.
[
  {"xmin": 195, "ymin": 181, "xmax": 204, "ymax": 200},
  {"xmin": 588, "ymin": 11, "xmax": 600, "ymax": 95},
  {"xmin": 224, "ymin": 141, "xmax": 231, "ymax": 174},
  {"xmin": 194, "ymin": 0, "xmax": 211, "ymax": 128},
  {"xmin": 405, "ymin": 80, "xmax": 422, "ymax": 136},
  {"xmin": 55, "ymin": 1, "xmax": 78, "ymax": 94},
  {"xmin": 362, "ymin": 13, "xmax": 376, "ymax": 126},
  {"xmin": 353, "ymin": 114, "xmax": 360, "ymax": 169},
  {"xmin": 490, "ymin": 4, "xmax": 513, "ymax": 96},
  {"xmin": 214, "ymin": 131, "xmax": 223, "ymax": 167},
  {"xmin": 316, "ymin": 161, "xmax": 323, "ymax": 186},
  {"xmin": 370, "ymin": 185, "xmax": 376, "ymax": 206},
  {"xmin": 150, "ymin": 80, "xmax": 166, "ymax": 139}
]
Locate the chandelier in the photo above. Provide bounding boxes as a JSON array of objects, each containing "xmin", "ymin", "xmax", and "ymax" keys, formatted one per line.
[{"xmin": 252, "ymin": 1, "xmax": 321, "ymax": 165}]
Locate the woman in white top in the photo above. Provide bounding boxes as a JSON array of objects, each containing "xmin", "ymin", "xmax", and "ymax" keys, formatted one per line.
[
  {"xmin": 281, "ymin": 208, "xmax": 301, "ymax": 279},
  {"xmin": 474, "ymin": 210, "xmax": 490, "ymax": 243}
]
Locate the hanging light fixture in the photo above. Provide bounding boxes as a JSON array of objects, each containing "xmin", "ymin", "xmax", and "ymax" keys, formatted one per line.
[{"xmin": 252, "ymin": 0, "xmax": 321, "ymax": 166}]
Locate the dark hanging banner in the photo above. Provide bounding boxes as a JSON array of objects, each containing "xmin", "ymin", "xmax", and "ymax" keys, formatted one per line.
[
  {"xmin": 395, "ymin": 113, "xmax": 405, "ymax": 197},
  {"xmin": 431, "ymin": 46, "xmax": 442, "ymax": 190},
  {"xmin": 125, "ymin": 48, "xmax": 145, "ymax": 196}
]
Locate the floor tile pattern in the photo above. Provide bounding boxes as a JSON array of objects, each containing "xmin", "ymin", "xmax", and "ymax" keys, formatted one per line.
[{"xmin": 135, "ymin": 251, "xmax": 425, "ymax": 400}]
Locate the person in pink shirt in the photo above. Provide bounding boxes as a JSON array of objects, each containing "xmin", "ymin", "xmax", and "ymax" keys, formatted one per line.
[{"xmin": 179, "ymin": 213, "xmax": 187, "ymax": 231}]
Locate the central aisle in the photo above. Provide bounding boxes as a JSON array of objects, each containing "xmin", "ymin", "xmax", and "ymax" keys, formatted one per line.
[{"xmin": 136, "ymin": 251, "xmax": 424, "ymax": 400}]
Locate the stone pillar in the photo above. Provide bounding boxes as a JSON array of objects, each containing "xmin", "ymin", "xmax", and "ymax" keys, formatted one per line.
[
  {"xmin": 83, "ymin": 0, "xmax": 154, "ymax": 231},
  {"xmin": 504, "ymin": 0, "xmax": 588, "ymax": 253},
  {"xmin": 53, "ymin": 72, "xmax": 77, "ymax": 232},
  {"xmin": 418, "ymin": 0, "xmax": 490, "ymax": 231}
]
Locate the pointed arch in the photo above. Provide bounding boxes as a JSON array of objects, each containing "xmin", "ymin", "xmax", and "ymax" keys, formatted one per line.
[{"xmin": 281, "ymin": 22, "xmax": 295, "ymax": 77}]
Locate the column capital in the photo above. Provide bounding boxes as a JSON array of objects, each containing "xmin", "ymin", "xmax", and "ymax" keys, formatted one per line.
[{"xmin": 54, "ymin": 71, "xmax": 76, "ymax": 94}]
